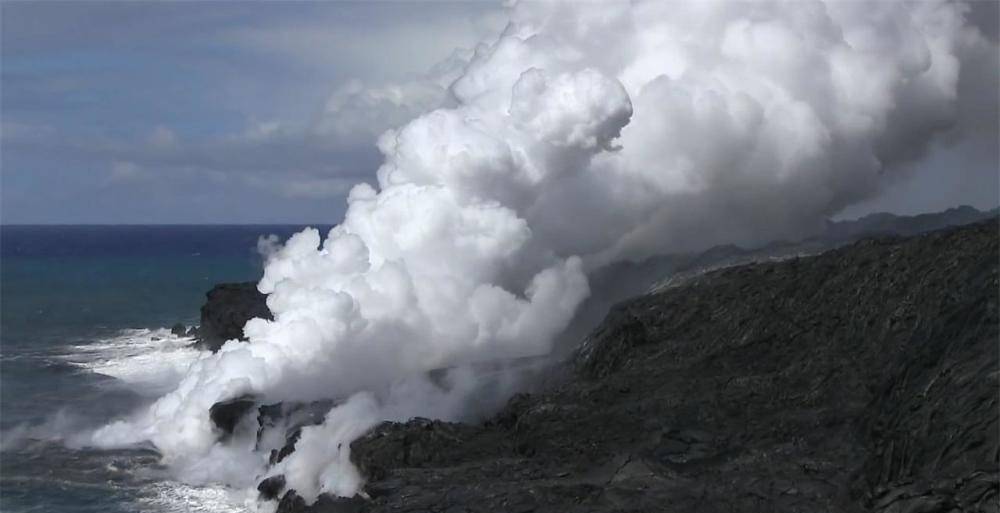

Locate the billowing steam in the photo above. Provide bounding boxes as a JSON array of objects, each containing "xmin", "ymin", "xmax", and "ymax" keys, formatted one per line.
[{"xmin": 90, "ymin": 0, "xmax": 995, "ymax": 505}]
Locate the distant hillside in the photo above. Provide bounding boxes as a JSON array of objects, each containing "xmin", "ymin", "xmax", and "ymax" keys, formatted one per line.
[
  {"xmin": 824, "ymin": 205, "xmax": 999, "ymax": 242},
  {"xmin": 556, "ymin": 206, "xmax": 998, "ymax": 354}
]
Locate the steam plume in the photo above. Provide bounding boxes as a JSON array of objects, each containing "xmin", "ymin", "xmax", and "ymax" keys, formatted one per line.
[{"xmin": 91, "ymin": 0, "xmax": 996, "ymax": 504}]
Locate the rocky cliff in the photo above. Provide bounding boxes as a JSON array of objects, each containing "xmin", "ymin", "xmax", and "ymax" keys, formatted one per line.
[
  {"xmin": 262, "ymin": 219, "xmax": 997, "ymax": 512},
  {"xmin": 194, "ymin": 282, "xmax": 271, "ymax": 352}
]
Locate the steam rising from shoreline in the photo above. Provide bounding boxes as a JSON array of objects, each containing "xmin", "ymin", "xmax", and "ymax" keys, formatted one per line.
[{"xmin": 90, "ymin": 0, "xmax": 995, "ymax": 504}]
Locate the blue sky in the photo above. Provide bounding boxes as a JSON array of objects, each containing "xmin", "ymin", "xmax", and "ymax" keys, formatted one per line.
[
  {"xmin": 1, "ymin": 1, "xmax": 504, "ymax": 223},
  {"xmin": 1, "ymin": 1, "xmax": 996, "ymax": 224}
]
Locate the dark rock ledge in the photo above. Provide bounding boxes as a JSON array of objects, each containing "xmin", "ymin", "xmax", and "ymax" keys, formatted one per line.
[
  {"xmin": 194, "ymin": 281, "xmax": 271, "ymax": 352},
  {"xmin": 204, "ymin": 220, "xmax": 997, "ymax": 512},
  {"xmin": 265, "ymin": 220, "xmax": 997, "ymax": 513}
]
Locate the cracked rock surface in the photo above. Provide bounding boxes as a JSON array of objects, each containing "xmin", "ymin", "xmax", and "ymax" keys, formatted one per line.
[{"xmin": 285, "ymin": 220, "xmax": 999, "ymax": 512}]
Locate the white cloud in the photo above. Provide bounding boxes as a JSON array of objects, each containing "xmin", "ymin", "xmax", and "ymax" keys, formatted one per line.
[{"xmin": 218, "ymin": 5, "xmax": 505, "ymax": 80}]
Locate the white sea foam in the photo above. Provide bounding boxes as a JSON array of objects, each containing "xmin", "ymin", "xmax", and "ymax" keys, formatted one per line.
[
  {"xmin": 58, "ymin": 328, "xmax": 206, "ymax": 396},
  {"xmin": 137, "ymin": 480, "xmax": 267, "ymax": 513},
  {"xmin": 4, "ymin": 329, "xmax": 263, "ymax": 512}
]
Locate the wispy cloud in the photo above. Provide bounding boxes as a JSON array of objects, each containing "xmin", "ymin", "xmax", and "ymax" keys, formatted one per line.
[{"xmin": 0, "ymin": 1, "xmax": 505, "ymax": 223}]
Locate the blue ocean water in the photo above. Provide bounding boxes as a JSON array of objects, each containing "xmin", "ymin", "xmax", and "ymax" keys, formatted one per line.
[{"xmin": 0, "ymin": 225, "xmax": 328, "ymax": 513}]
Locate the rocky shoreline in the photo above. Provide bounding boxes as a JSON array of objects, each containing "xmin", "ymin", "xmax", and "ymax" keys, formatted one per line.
[
  {"xmin": 194, "ymin": 215, "xmax": 998, "ymax": 512},
  {"xmin": 173, "ymin": 281, "xmax": 271, "ymax": 352}
]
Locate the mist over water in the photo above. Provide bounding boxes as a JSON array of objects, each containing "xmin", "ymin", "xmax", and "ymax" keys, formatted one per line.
[
  {"xmin": 0, "ymin": 226, "xmax": 320, "ymax": 512},
  {"xmin": 4, "ymin": 0, "xmax": 997, "ymax": 509}
]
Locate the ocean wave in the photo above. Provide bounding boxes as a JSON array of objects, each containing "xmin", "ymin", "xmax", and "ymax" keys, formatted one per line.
[
  {"xmin": 137, "ymin": 481, "xmax": 267, "ymax": 513},
  {"xmin": 0, "ymin": 441, "xmax": 255, "ymax": 513},
  {"xmin": 55, "ymin": 328, "xmax": 206, "ymax": 396},
  {"xmin": 3, "ymin": 330, "xmax": 255, "ymax": 513}
]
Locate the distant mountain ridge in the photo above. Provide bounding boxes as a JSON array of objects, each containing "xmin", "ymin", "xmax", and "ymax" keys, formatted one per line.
[
  {"xmin": 555, "ymin": 205, "xmax": 998, "ymax": 354},
  {"xmin": 824, "ymin": 205, "xmax": 999, "ymax": 242}
]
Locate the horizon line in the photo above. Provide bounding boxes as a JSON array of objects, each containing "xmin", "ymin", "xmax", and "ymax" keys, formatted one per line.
[
  {"xmin": 2, "ymin": 203, "xmax": 996, "ymax": 228},
  {"xmin": 0, "ymin": 223, "xmax": 339, "ymax": 227}
]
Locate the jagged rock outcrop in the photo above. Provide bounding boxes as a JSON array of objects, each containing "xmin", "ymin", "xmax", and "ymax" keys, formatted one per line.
[
  {"xmin": 303, "ymin": 219, "xmax": 998, "ymax": 513},
  {"xmin": 209, "ymin": 396, "xmax": 256, "ymax": 437},
  {"xmin": 258, "ymin": 474, "xmax": 287, "ymax": 501},
  {"xmin": 195, "ymin": 282, "xmax": 271, "ymax": 352},
  {"xmin": 276, "ymin": 490, "xmax": 367, "ymax": 513},
  {"xmin": 261, "ymin": 400, "xmax": 335, "ymax": 465}
]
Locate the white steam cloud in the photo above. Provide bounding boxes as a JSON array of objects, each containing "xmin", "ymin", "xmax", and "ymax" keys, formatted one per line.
[{"xmin": 90, "ymin": 0, "xmax": 995, "ymax": 505}]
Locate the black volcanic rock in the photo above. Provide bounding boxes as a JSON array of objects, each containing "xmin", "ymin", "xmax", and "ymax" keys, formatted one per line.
[
  {"xmin": 196, "ymin": 282, "xmax": 271, "ymax": 352},
  {"xmin": 351, "ymin": 418, "xmax": 508, "ymax": 483},
  {"xmin": 277, "ymin": 490, "xmax": 366, "ymax": 513},
  {"xmin": 554, "ymin": 206, "xmax": 997, "ymax": 359},
  {"xmin": 209, "ymin": 396, "xmax": 256, "ymax": 437},
  {"xmin": 258, "ymin": 474, "xmax": 287, "ymax": 501},
  {"xmin": 337, "ymin": 220, "xmax": 998, "ymax": 513},
  {"xmin": 269, "ymin": 428, "xmax": 303, "ymax": 466},
  {"xmin": 256, "ymin": 400, "xmax": 336, "ymax": 465}
]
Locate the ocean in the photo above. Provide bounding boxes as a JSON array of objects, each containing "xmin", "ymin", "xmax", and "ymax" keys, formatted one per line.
[{"xmin": 0, "ymin": 225, "xmax": 327, "ymax": 513}]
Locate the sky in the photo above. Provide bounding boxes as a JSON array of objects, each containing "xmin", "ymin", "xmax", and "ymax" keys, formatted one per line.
[
  {"xmin": 1, "ymin": 0, "xmax": 997, "ymax": 224},
  {"xmin": 1, "ymin": 1, "xmax": 506, "ymax": 224}
]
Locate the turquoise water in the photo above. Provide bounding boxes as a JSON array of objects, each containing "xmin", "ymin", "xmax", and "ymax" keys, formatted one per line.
[{"xmin": 0, "ymin": 225, "xmax": 327, "ymax": 513}]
